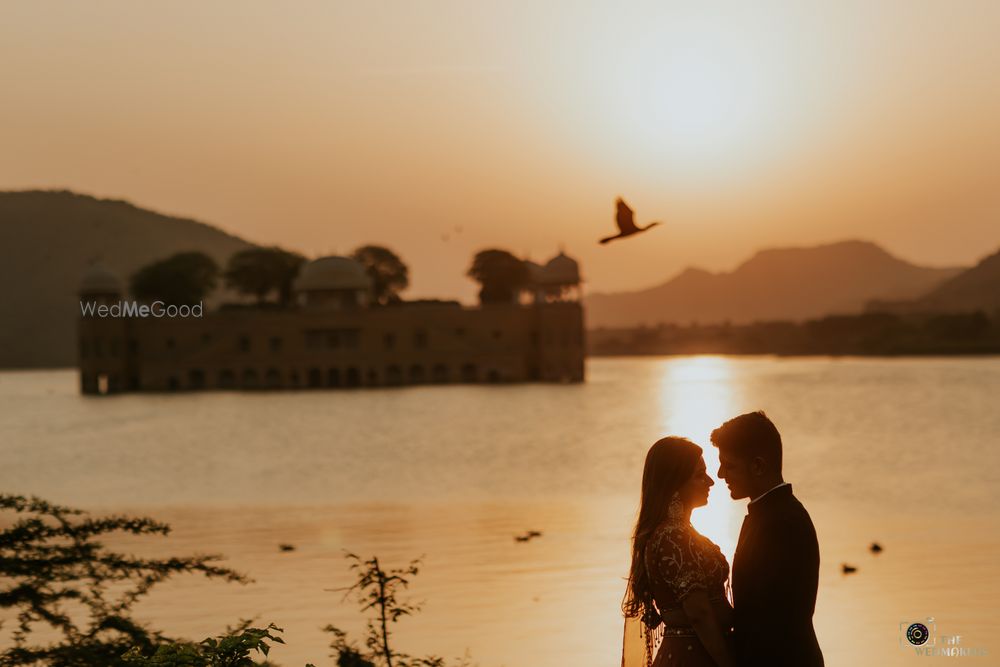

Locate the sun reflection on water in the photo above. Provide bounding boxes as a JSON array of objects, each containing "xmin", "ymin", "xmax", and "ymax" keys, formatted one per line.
[{"xmin": 657, "ymin": 356, "xmax": 745, "ymax": 560}]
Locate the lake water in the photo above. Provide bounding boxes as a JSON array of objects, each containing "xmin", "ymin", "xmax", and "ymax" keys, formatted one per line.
[{"xmin": 1, "ymin": 357, "xmax": 998, "ymax": 665}]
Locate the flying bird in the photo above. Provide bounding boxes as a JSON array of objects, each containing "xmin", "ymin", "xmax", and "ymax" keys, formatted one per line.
[{"xmin": 599, "ymin": 197, "xmax": 661, "ymax": 244}]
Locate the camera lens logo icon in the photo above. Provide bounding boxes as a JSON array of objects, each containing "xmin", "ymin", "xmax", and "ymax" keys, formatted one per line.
[{"xmin": 906, "ymin": 623, "xmax": 930, "ymax": 646}]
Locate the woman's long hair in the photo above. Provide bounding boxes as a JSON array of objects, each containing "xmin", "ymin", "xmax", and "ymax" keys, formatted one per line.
[{"xmin": 622, "ymin": 436, "xmax": 703, "ymax": 624}]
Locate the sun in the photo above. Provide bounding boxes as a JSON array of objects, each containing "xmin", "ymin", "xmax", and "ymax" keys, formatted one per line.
[
  {"xmin": 632, "ymin": 42, "xmax": 771, "ymax": 165},
  {"xmin": 577, "ymin": 10, "xmax": 808, "ymax": 184}
]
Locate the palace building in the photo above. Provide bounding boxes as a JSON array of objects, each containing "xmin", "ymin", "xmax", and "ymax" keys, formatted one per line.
[{"xmin": 77, "ymin": 252, "xmax": 585, "ymax": 394}]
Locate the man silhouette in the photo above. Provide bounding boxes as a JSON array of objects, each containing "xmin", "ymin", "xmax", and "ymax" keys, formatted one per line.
[{"xmin": 711, "ymin": 411, "xmax": 824, "ymax": 667}]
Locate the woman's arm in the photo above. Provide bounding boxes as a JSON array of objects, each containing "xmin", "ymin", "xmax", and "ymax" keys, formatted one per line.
[{"xmin": 681, "ymin": 590, "xmax": 736, "ymax": 667}]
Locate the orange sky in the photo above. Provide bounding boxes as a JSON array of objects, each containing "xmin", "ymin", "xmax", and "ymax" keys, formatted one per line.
[{"xmin": 3, "ymin": 1, "xmax": 1000, "ymax": 301}]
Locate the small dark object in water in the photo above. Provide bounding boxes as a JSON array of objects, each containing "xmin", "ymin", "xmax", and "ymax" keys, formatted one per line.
[
  {"xmin": 841, "ymin": 563, "xmax": 857, "ymax": 574},
  {"xmin": 514, "ymin": 530, "xmax": 543, "ymax": 543},
  {"xmin": 279, "ymin": 543, "xmax": 296, "ymax": 552},
  {"xmin": 869, "ymin": 542, "xmax": 883, "ymax": 554}
]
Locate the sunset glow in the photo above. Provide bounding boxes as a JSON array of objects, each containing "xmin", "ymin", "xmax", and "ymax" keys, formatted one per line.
[
  {"xmin": 2, "ymin": 5, "xmax": 999, "ymax": 664},
  {"xmin": 3, "ymin": 2, "xmax": 1000, "ymax": 301},
  {"xmin": 657, "ymin": 356, "xmax": 742, "ymax": 557}
]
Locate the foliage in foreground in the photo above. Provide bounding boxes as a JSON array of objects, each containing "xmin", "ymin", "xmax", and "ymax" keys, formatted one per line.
[
  {"xmin": 0, "ymin": 495, "xmax": 474, "ymax": 667},
  {"xmin": 0, "ymin": 494, "xmax": 247, "ymax": 667},
  {"xmin": 323, "ymin": 554, "xmax": 472, "ymax": 667},
  {"xmin": 121, "ymin": 622, "xmax": 288, "ymax": 667}
]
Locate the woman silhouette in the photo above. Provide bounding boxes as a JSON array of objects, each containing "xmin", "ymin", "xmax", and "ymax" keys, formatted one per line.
[{"xmin": 622, "ymin": 437, "xmax": 735, "ymax": 667}]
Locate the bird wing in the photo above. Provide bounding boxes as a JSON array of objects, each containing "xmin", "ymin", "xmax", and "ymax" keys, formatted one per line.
[{"xmin": 615, "ymin": 198, "xmax": 639, "ymax": 234}]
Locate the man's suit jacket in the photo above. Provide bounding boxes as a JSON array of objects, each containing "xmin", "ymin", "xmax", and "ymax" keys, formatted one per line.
[{"xmin": 732, "ymin": 484, "xmax": 824, "ymax": 667}]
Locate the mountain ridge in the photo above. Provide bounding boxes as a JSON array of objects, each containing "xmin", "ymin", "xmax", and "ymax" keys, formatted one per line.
[
  {"xmin": 0, "ymin": 189, "xmax": 257, "ymax": 368},
  {"xmin": 868, "ymin": 247, "xmax": 1000, "ymax": 315},
  {"xmin": 0, "ymin": 189, "xmax": 989, "ymax": 366},
  {"xmin": 585, "ymin": 239, "xmax": 965, "ymax": 328}
]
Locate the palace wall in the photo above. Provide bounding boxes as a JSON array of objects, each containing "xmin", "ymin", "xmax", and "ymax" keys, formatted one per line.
[{"xmin": 77, "ymin": 302, "xmax": 584, "ymax": 393}]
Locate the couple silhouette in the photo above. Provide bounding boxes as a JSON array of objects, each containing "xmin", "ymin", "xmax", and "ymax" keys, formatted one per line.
[{"xmin": 622, "ymin": 411, "xmax": 824, "ymax": 667}]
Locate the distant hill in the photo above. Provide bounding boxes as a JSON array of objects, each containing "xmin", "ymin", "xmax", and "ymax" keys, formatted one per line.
[
  {"xmin": 869, "ymin": 247, "xmax": 1000, "ymax": 315},
  {"xmin": 585, "ymin": 240, "xmax": 964, "ymax": 329},
  {"xmin": 0, "ymin": 190, "xmax": 256, "ymax": 368}
]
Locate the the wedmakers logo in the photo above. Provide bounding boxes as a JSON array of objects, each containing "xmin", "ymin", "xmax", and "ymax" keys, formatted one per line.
[
  {"xmin": 899, "ymin": 616, "xmax": 988, "ymax": 658},
  {"xmin": 906, "ymin": 622, "xmax": 930, "ymax": 646}
]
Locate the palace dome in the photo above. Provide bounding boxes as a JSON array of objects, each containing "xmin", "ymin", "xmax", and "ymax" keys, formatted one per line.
[
  {"xmin": 78, "ymin": 262, "xmax": 122, "ymax": 295},
  {"xmin": 294, "ymin": 256, "xmax": 372, "ymax": 292},
  {"xmin": 539, "ymin": 252, "xmax": 580, "ymax": 285}
]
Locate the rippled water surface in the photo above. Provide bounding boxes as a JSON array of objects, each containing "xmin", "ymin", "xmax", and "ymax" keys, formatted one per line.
[{"xmin": 1, "ymin": 357, "xmax": 998, "ymax": 665}]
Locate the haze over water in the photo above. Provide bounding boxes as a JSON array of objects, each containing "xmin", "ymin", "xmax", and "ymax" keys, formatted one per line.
[{"xmin": 1, "ymin": 357, "xmax": 997, "ymax": 665}]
